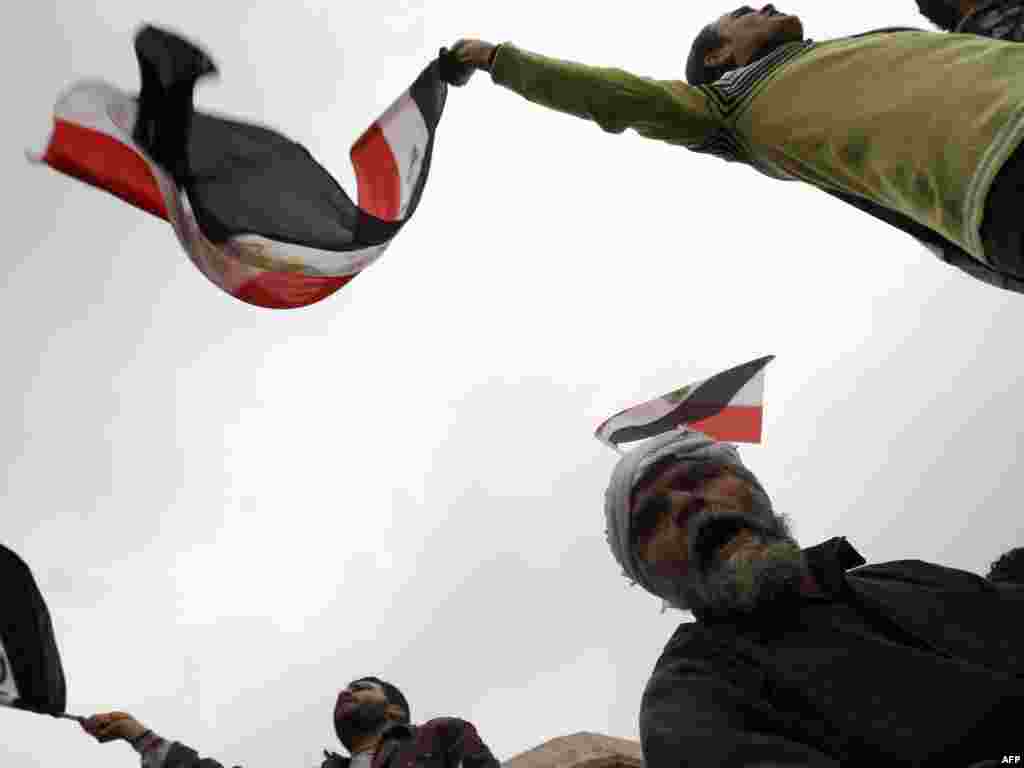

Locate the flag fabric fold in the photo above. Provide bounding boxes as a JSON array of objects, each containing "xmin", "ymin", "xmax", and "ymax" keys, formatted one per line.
[
  {"xmin": 595, "ymin": 355, "xmax": 775, "ymax": 447},
  {"xmin": 0, "ymin": 543, "xmax": 67, "ymax": 717},
  {"xmin": 33, "ymin": 25, "xmax": 452, "ymax": 308}
]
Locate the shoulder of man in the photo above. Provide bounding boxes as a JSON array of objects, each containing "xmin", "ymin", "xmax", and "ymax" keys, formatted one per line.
[
  {"xmin": 410, "ymin": 718, "xmax": 497, "ymax": 765},
  {"xmin": 847, "ymin": 558, "xmax": 991, "ymax": 591},
  {"xmin": 645, "ymin": 618, "xmax": 763, "ymax": 687},
  {"xmin": 413, "ymin": 717, "xmax": 478, "ymax": 746},
  {"xmin": 651, "ymin": 619, "xmax": 709, "ymax": 666}
]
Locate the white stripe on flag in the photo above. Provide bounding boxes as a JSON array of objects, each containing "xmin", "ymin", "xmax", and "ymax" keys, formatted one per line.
[
  {"xmin": 0, "ymin": 637, "xmax": 20, "ymax": 706},
  {"xmin": 688, "ymin": 370, "xmax": 765, "ymax": 407},
  {"xmin": 595, "ymin": 356, "xmax": 773, "ymax": 447},
  {"xmin": 377, "ymin": 91, "xmax": 430, "ymax": 220},
  {"xmin": 229, "ymin": 235, "xmax": 391, "ymax": 277}
]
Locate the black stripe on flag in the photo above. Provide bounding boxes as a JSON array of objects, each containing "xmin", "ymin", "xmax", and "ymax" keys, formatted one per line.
[
  {"xmin": 131, "ymin": 25, "xmax": 424, "ymax": 252},
  {"xmin": 0, "ymin": 543, "xmax": 67, "ymax": 715}
]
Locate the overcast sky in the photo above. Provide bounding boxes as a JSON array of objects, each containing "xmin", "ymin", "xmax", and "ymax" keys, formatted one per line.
[{"xmin": 5, "ymin": 1, "xmax": 1024, "ymax": 766}]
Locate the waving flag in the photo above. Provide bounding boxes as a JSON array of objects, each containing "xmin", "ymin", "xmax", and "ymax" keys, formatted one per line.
[
  {"xmin": 595, "ymin": 355, "xmax": 774, "ymax": 448},
  {"xmin": 0, "ymin": 543, "xmax": 71, "ymax": 718},
  {"xmin": 31, "ymin": 26, "xmax": 460, "ymax": 309}
]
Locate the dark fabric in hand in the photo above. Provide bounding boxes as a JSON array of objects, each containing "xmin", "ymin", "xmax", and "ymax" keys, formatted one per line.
[{"xmin": 438, "ymin": 47, "xmax": 474, "ymax": 87}]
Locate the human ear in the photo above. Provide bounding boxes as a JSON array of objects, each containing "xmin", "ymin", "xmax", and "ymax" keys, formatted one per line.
[
  {"xmin": 704, "ymin": 43, "xmax": 732, "ymax": 68},
  {"xmin": 385, "ymin": 703, "xmax": 407, "ymax": 722}
]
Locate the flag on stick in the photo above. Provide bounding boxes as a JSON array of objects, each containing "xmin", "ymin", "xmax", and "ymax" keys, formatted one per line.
[
  {"xmin": 595, "ymin": 355, "xmax": 774, "ymax": 448},
  {"xmin": 32, "ymin": 26, "xmax": 456, "ymax": 308},
  {"xmin": 0, "ymin": 543, "xmax": 70, "ymax": 718}
]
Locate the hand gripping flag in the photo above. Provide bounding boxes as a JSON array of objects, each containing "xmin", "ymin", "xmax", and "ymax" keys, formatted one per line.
[
  {"xmin": 595, "ymin": 355, "xmax": 774, "ymax": 449},
  {"xmin": 31, "ymin": 26, "xmax": 466, "ymax": 309},
  {"xmin": 0, "ymin": 542, "xmax": 82, "ymax": 722}
]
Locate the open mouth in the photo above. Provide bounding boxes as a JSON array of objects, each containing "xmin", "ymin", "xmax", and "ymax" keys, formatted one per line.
[{"xmin": 694, "ymin": 517, "xmax": 750, "ymax": 566}]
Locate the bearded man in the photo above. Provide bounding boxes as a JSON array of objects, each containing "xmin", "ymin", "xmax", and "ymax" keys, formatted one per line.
[
  {"xmin": 79, "ymin": 676, "xmax": 499, "ymax": 768},
  {"xmin": 602, "ymin": 430, "xmax": 1023, "ymax": 767},
  {"xmin": 450, "ymin": 8, "xmax": 1024, "ymax": 294}
]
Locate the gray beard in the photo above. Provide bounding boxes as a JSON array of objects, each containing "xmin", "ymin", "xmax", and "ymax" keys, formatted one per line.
[
  {"xmin": 334, "ymin": 700, "xmax": 389, "ymax": 752},
  {"xmin": 664, "ymin": 505, "xmax": 808, "ymax": 623}
]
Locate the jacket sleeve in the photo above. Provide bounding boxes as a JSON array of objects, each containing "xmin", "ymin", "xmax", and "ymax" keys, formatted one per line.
[
  {"xmin": 488, "ymin": 43, "xmax": 720, "ymax": 146},
  {"xmin": 140, "ymin": 738, "xmax": 239, "ymax": 768},
  {"xmin": 640, "ymin": 656, "xmax": 840, "ymax": 768},
  {"xmin": 441, "ymin": 718, "xmax": 500, "ymax": 768}
]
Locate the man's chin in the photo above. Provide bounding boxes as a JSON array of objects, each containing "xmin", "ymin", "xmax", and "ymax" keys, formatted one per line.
[{"xmin": 687, "ymin": 538, "xmax": 807, "ymax": 622}]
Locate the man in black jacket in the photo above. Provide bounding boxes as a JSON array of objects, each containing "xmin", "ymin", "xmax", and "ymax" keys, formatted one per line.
[
  {"xmin": 604, "ymin": 429, "xmax": 1023, "ymax": 767},
  {"xmin": 79, "ymin": 676, "xmax": 499, "ymax": 768}
]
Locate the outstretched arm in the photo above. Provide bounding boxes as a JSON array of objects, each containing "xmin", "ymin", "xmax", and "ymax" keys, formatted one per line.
[
  {"xmin": 448, "ymin": 38, "xmax": 720, "ymax": 146},
  {"xmin": 80, "ymin": 712, "xmax": 232, "ymax": 768}
]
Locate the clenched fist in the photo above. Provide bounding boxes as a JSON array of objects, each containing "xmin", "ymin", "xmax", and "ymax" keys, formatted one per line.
[
  {"xmin": 438, "ymin": 38, "xmax": 498, "ymax": 85},
  {"xmin": 80, "ymin": 711, "xmax": 148, "ymax": 744},
  {"xmin": 450, "ymin": 39, "xmax": 498, "ymax": 70}
]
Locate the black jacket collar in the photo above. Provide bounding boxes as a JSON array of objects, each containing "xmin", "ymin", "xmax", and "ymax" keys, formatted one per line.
[
  {"xmin": 321, "ymin": 723, "xmax": 416, "ymax": 768},
  {"xmin": 803, "ymin": 536, "xmax": 866, "ymax": 598}
]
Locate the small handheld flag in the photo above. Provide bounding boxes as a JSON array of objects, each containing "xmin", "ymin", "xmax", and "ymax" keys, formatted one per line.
[
  {"xmin": 32, "ymin": 26, "xmax": 455, "ymax": 309},
  {"xmin": 595, "ymin": 355, "xmax": 774, "ymax": 448},
  {"xmin": 0, "ymin": 543, "xmax": 81, "ymax": 720}
]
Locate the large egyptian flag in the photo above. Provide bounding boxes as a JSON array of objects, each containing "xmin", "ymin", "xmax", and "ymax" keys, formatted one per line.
[
  {"xmin": 0, "ymin": 543, "xmax": 72, "ymax": 719},
  {"xmin": 595, "ymin": 355, "xmax": 774, "ymax": 448},
  {"xmin": 32, "ymin": 26, "xmax": 466, "ymax": 309}
]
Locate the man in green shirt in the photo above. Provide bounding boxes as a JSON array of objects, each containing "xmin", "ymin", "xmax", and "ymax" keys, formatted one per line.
[{"xmin": 450, "ymin": 9, "xmax": 1024, "ymax": 292}]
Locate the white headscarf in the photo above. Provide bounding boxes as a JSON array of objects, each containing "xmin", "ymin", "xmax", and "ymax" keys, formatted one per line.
[{"xmin": 604, "ymin": 429, "xmax": 773, "ymax": 611}]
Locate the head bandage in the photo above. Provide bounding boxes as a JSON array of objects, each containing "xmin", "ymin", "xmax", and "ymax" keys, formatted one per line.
[{"xmin": 604, "ymin": 429, "xmax": 772, "ymax": 609}]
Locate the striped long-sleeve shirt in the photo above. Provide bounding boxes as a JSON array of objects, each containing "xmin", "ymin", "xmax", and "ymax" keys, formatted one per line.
[{"xmin": 488, "ymin": 30, "xmax": 1024, "ymax": 288}]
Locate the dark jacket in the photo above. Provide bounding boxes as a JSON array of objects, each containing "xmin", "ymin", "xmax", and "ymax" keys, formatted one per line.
[
  {"xmin": 154, "ymin": 718, "xmax": 499, "ymax": 768},
  {"xmin": 639, "ymin": 537, "xmax": 1024, "ymax": 768}
]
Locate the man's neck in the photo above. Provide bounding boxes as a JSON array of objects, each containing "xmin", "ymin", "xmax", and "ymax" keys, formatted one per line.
[{"xmin": 349, "ymin": 725, "xmax": 388, "ymax": 756}]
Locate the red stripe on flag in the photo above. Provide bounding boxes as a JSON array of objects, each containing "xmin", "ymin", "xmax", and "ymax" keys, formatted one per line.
[
  {"xmin": 234, "ymin": 270, "xmax": 358, "ymax": 309},
  {"xmin": 351, "ymin": 123, "xmax": 401, "ymax": 221},
  {"xmin": 43, "ymin": 119, "xmax": 169, "ymax": 220},
  {"xmin": 688, "ymin": 406, "xmax": 764, "ymax": 443}
]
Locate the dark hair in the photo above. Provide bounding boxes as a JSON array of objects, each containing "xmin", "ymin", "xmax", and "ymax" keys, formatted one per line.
[
  {"xmin": 914, "ymin": 0, "xmax": 962, "ymax": 31},
  {"xmin": 351, "ymin": 677, "xmax": 411, "ymax": 724},
  {"xmin": 986, "ymin": 547, "xmax": 1024, "ymax": 584},
  {"xmin": 686, "ymin": 23, "xmax": 734, "ymax": 85}
]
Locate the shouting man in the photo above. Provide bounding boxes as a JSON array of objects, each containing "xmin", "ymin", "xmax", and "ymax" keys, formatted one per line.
[
  {"xmin": 602, "ymin": 430, "xmax": 1023, "ymax": 766},
  {"xmin": 450, "ymin": 10, "xmax": 1024, "ymax": 293},
  {"xmin": 80, "ymin": 676, "xmax": 499, "ymax": 768}
]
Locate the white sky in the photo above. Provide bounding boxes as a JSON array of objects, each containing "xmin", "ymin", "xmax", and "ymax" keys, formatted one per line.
[{"xmin": 5, "ymin": 1, "xmax": 1024, "ymax": 765}]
